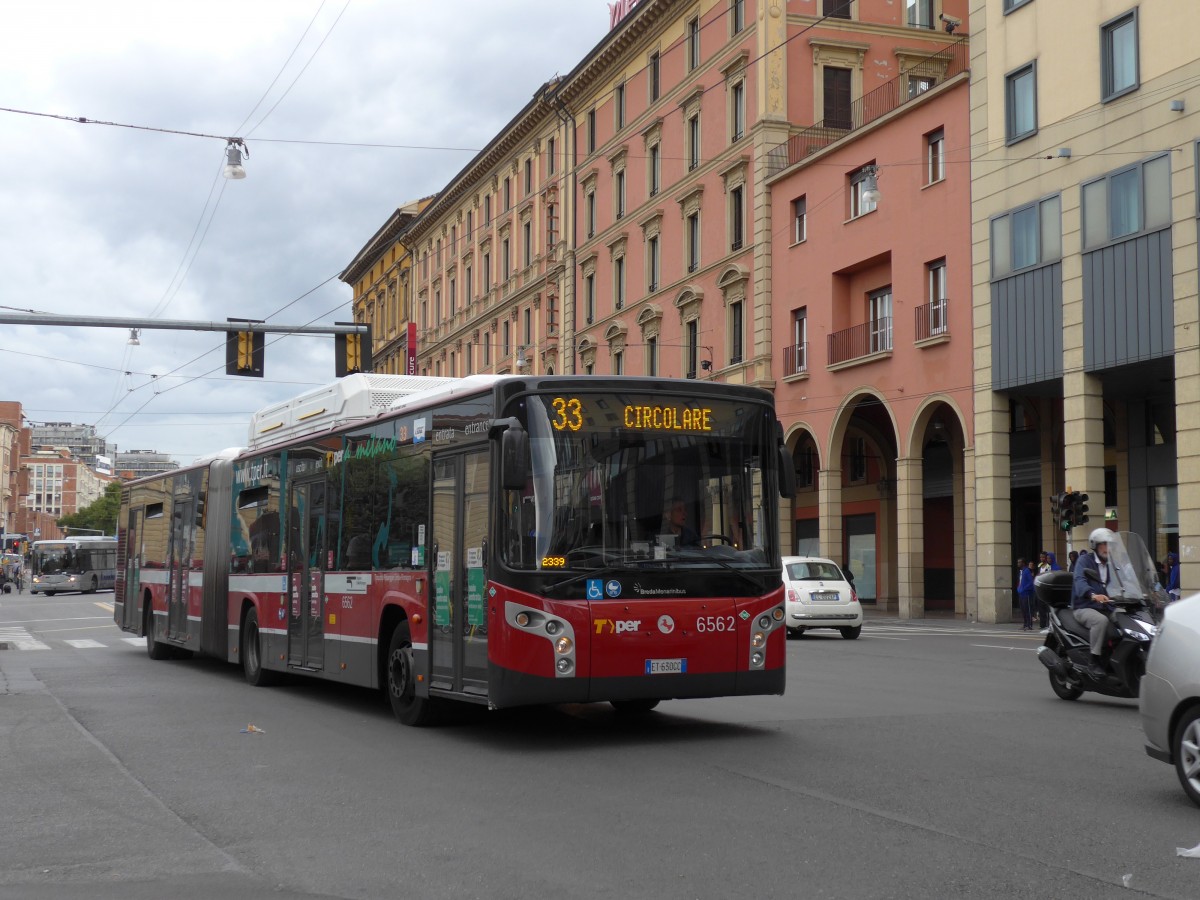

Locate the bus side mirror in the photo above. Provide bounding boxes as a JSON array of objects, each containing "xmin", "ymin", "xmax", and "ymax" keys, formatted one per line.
[
  {"xmin": 778, "ymin": 444, "xmax": 797, "ymax": 499},
  {"xmin": 495, "ymin": 420, "xmax": 529, "ymax": 490}
]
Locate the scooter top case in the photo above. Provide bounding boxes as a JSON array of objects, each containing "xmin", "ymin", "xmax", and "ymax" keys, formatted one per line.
[{"xmin": 1035, "ymin": 571, "xmax": 1073, "ymax": 609}]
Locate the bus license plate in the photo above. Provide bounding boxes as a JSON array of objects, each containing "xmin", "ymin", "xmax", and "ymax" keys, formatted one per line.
[{"xmin": 645, "ymin": 658, "xmax": 686, "ymax": 675}]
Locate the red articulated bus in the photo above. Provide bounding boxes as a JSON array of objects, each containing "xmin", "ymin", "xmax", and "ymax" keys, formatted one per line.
[{"xmin": 114, "ymin": 374, "xmax": 795, "ymax": 724}]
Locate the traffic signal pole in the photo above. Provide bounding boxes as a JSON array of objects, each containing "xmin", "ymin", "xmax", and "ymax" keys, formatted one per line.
[{"xmin": 0, "ymin": 311, "xmax": 372, "ymax": 377}]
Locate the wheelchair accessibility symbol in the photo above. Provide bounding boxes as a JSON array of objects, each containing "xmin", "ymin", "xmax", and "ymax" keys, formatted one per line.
[{"xmin": 586, "ymin": 579, "xmax": 604, "ymax": 600}]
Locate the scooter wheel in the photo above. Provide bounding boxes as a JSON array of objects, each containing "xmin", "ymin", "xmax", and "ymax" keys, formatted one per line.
[{"xmin": 1049, "ymin": 668, "xmax": 1083, "ymax": 701}]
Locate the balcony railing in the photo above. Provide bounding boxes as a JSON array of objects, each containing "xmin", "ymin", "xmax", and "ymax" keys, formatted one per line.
[
  {"xmin": 783, "ymin": 342, "xmax": 808, "ymax": 376},
  {"xmin": 914, "ymin": 298, "xmax": 949, "ymax": 341},
  {"xmin": 828, "ymin": 319, "xmax": 892, "ymax": 366},
  {"xmin": 767, "ymin": 37, "xmax": 968, "ymax": 174}
]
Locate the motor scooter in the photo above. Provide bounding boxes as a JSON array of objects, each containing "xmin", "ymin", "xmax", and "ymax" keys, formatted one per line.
[{"xmin": 1034, "ymin": 531, "xmax": 1165, "ymax": 701}]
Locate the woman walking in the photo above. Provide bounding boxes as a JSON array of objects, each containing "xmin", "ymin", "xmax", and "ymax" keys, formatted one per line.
[{"xmin": 1017, "ymin": 558, "xmax": 1036, "ymax": 631}]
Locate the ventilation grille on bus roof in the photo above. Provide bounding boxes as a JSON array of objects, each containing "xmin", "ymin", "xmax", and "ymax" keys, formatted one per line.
[{"xmin": 247, "ymin": 374, "xmax": 463, "ymax": 450}]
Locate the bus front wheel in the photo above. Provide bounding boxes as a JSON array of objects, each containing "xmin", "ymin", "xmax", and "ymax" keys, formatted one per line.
[{"xmin": 386, "ymin": 622, "xmax": 434, "ymax": 726}]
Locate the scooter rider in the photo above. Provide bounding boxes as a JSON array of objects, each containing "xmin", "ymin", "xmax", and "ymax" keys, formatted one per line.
[{"xmin": 1072, "ymin": 528, "xmax": 1116, "ymax": 679}]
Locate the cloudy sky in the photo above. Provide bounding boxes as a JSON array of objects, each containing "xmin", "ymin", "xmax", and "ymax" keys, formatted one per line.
[{"xmin": 0, "ymin": 1, "xmax": 607, "ymax": 463}]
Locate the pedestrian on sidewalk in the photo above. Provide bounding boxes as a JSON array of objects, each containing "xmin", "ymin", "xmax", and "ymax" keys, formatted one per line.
[
  {"xmin": 1017, "ymin": 558, "xmax": 1036, "ymax": 631},
  {"xmin": 1166, "ymin": 551, "xmax": 1180, "ymax": 602},
  {"xmin": 1033, "ymin": 551, "xmax": 1051, "ymax": 628},
  {"xmin": 1068, "ymin": 550, "xmax": 1079, "ymax": 574}
]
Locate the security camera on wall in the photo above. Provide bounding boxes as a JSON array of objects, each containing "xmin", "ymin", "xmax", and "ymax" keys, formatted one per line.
[{"xmin": 939, "ymin": 12, "xmax": 961, "ymax": 33}]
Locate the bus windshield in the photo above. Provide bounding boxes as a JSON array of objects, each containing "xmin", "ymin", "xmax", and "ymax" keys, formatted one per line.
[
  {"xmin": 501, "ymin": 390, "xmax": 778, "ymax": 574},
  {"xmin": 35, "ymin": 545, "xmax": 77, "ymax": 575}
]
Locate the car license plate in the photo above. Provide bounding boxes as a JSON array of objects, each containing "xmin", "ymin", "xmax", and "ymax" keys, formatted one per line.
[
  {"xmin": 811, "ymin": 592, "xmax": 839, "ymax": 602},
  {"xmin": 645, "ymin": 658, "xmax": 686, "ymax": 675}
]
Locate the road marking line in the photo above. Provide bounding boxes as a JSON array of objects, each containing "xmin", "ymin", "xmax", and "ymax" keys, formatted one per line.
[
  {"xmin": 122, "ymin": 637, "xmax": 146, "ymax": 647},
  {"xmin": 0, "ymin": 616, "xmax": 112, "ymax": 625},
  {"xmin": 0, "ymin": 627, "xmax": 50, "ymax": 650},
  {"xmin": 861, "ymin": 635, "xmax": 909, "ymax": 641},
  {"xmin": 94, "ymin": 602, "xmax": 114, "ymax": 612},
  {"xmin": 38, "ymin": 625, "xmax": 121, "ymax": 634},
  {"xmin": 64, "ymin": 639, "xmax": 106, "ymax": 649},
  {"xmin": 970, "ymin": 643, "xmax": 1037, "ymax": 651}
]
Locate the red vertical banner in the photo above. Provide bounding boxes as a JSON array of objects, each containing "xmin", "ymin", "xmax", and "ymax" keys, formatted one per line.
[{"xmin": 406, "ymin": 322, "xmax": 417, "ymax": 375}]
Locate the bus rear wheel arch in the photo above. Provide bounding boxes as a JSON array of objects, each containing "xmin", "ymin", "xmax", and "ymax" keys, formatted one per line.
[{"xmin": 145, "ymin": 593, "xmax": 170, "ymax": 660}]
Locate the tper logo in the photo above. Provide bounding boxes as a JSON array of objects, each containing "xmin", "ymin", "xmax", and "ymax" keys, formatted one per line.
[
  {"xmin": 657, "ymin": 615, "xmax": 675, "ymax": 634},
  {"xmin": 594, "ymin": 618, "xmax": 642, "ymax": 635}
]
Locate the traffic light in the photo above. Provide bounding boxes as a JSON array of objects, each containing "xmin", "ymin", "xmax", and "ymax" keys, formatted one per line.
[
  {"xmin": 1072, "ymin": 492, "xmax": 1090, "ymax": 528},
  {"xmin": 1051, "ymin": 492, "xmax": 1070, "ymax": 532},
  {"xmin": 225, "ymin": 318, "xmax": 265, "ymax": 377},
  {"xmin": 335, "ymin": 323, "xmax": 372, "ymax": 377}
]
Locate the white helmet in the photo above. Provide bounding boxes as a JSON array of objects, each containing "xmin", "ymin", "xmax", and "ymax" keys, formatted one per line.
[{"xmin": 1088, "ymin": 527, "xmax": 1116, "ymax": 551}]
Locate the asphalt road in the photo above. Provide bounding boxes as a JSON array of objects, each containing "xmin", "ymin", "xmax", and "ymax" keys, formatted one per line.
[{"xmin": 1, "ymin": 593, "xmax": 1197, "ymax": 900}]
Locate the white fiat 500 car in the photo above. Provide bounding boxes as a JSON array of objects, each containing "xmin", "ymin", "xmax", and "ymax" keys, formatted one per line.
[
  {"xmin": 782, "ymin": 556, "xmax": 862, "ymax": 640},
  {"xmin": 1140, "ymin": 593, "xmax": 1200, "ymax": 807}
]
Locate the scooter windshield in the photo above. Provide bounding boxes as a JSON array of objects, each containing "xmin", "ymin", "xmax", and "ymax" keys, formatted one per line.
[{"xmin": 1108, "ymin": 531, "xmax": 1169, "ymax": 619}]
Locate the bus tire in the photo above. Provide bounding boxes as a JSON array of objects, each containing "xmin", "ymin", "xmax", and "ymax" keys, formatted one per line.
[
  {"xmin": 145, "ymin": 601, "xmax": 171, "ymax": 661},
  {"xmin": 386, "ymin": 622, "xmax": 433, "ymax": 726},
  {"xmin": 46, "ymin": 591, "xmax": 56, "ymax": 597},
  {"xmin": 611, "ymin": 699, "xmax": 660, "ymax": 714},
  {"xmin": 242, "ymin": 607, "xmax": 278, "ymax": 687}
]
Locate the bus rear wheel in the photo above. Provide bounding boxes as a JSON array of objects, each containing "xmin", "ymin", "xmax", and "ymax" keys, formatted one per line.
[
  {"xmin": 386, "ymin": 622, "xmax": 433, "ymax": 726},
  {"xmin": 242, "ymin": 607, "xmax": 278, "ymax": 686},
  {"xmin": 145, "ymin": 601, "xmax": 170, "ymax": 660}
]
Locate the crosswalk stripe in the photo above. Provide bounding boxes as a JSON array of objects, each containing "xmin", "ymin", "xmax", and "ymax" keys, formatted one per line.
[
  {"xmin": 63, "ymin": 639, "xmax": 106, "ymax": 649},
  {"xmin": 122, "ymin": 637, "xmax": 145, "ymax": 647},
  {"xmin": 0, "ymin": 626, "xmax": 50, "ymax": 650},
  {"xmin": 94, "ymin": 602, "xmax": 114, "ymax": 612}
]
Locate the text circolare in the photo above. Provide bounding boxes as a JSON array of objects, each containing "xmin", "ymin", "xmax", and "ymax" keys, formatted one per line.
[{"xmin": 623, "ymin": 404, "xmax": 712, "ymax": 432}]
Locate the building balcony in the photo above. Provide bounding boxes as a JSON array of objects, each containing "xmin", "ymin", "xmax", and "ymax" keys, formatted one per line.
[
  {"xmin": 828, "ymin": 320, "xmax": 892, "ymax": 368},
  {"xmin": 914, "ymin": 298, "xmax": 950, "ymax": 344},
  {"xmin": 782, "ymin": 342, "xmax": 808, "ymax": 379}
]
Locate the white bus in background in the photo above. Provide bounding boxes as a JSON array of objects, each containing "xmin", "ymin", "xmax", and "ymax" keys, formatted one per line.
[{"xmin": 30, "ymin": 536, "xmax": 118, "ymax": 595}]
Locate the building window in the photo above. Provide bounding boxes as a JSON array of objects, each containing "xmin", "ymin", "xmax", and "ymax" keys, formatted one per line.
[
  {"xmin": 615, "ymin": 256, "xmax": 626, "ymax": 309},
  {"xmin": 449, "ymin": 352, "xmax": 456, "ymax": 377},
  {"xmin": 586, "ymin": 191, "xmax": 597, "ymax": 238},
  {"xmin": 613, "ymin": 349, "xmax": 624, "ymax": 375},
  {"xmin": 547, "ymin": 203, "xmax": 558, "ymax": 248},
  {"xmin": 587, "ymin": 108, "xmax": 596, "ymax": 154},
  {"xmin": 502, "ymin": 238, "xmax": 511, "ymax": 280},
  {"xmin": 925, "ymin": 259, "xmax": 948, "ymax": 337},
  {"xmin": 436, "ymin": 239, "xmax": 442, "ymax": 269},
  {"xmin": 615, "ymin": 169, "xmax": 626, "ymax": 218},
  {"xmin": 729, "ymin": 185, "xmax": 744, "ymax": 250},
  {"xmin": 1081, "ymin": 154, "xmax": 1171, "ymax": 250},
  {"xmin": 483, "ymin": 252, "xmax": 492, "ymax": 290},
  {"xmin": 547, "ymin": 136, "xmax": 556, "ymax": 175},
  {"xmin": 906, "ymin": 0, "xmax": 934, "ymax": 29},
  {"xmin": 791, "ymin": 307, "xmax": 807, "ymax": 374},
  {"xmin": 1003, "ymin": 0, "xmax": 1033, "ymax": 11},
  {"xmin": 503, "ymin": 177, "xmax": 512, "ymax": 210},
  {"xmin": 524, "ymin": 307, "xmax": 532, "ymax": 344},
  {"xmin": 731, "ymin": 0, "xmax": 745, "ymax": 34},
  {"xmin": 991, "ymin": 194, "xmax": 1062, "ymax": 277},
  {"xmin": 649, "ymin": 51, "xmax": 661, "ymax": 101},
  {"xmin": 524, "ymin": 158, "xmax": 533, "ymax": 195},
  {"xmin": 647, "ymin": 235, "xmax": 660, "ymax": 291},
  {"xmin": 849, "ymin": 165, "xmax": 878, "ymax": 219},
  {"xmin": 585, "ymin": 363, "xmax": 594, "ymax": 375},
  {"xmin": 687, "ymin": 113, "xmax": 701, "ymax": 170},
  {"xmin": 647, "ymin": 335, "xmax": 658, "ymax": 375},
  {"xmin": 686, "ymin": 319, "xmax": 699, "ymax": 378},
  {"xmin": 730, "ymin": 78, "xmax": 746, "ymax": 142},
  {"xmin": 585, "ymin": 273, "xmax": 596, "ymax": 323},
  {"xmin": 503, "ymin": 320, "xmax": 511, "ymax": 357},
  {"xmin": 686, "ymin": 211, "xmax": 701, "ymax": 272},
  {"xmin": 849, "ymin": 437, "xmax": 868, "ymax": 483},
  {"xmin": 649, "ymin": 143, "xmax": 661, "ymax": 196},
  {"xmin": 1005, "ymin": 62, "xmax": 1037, "ymax": 144},
  {"xmin": 824, "ymin": 0, "xmax": 851, "ymax": 18},
  {"xmin": 907, "ymin": 75, "xmax": 936, "ymax": 99},
  {"xmin": 465, "ymin": 343, "xmax": 473, "ymax": 375},
  {"xmin": 869, "ymin": 287, "xmax": 893, "ymax": 353},
  {"xmin": 687, "ymin": 16, "xmax": 701, "ymax": 71},
  {"xmin": 1101, "ymin": 10, "xmax": 1139, "ymax": 102},
  {"xmin": 449, "ymin": 278, "xmax": 457, "ymax": 315},
  {"xmin": 729, "ymin": 299, "xmax": 743, "ymax": 364},
  {"xmin": 484, "ymin": 332, "xmax": 492, "ymax": 366},
  {"xmin": 792, "ymin": 195, "xmax": 807, "ymax": 244},
  {"xmin": 465, "ymin": 265, "xmax": 473, "ymax": 301},
  {"xmin": 420, "ymin": 299, "xmax": 427, "ymax": 330},
  {"xmin": 484, "ymin": 194, "xmax": 492, "ymax": 225},
  {"xmin": 615, "ymin": 82, "xmax": 626, "ymax": 130},
  {"xmin": 823, "ymin": 66, "xmax": 852, "ymax": 129},
  {"xmin": 522, "ymin": 220, "xmax": 532, "ymax": 267},
  {"xmin": 434, "ymin": 290, "xmax": 441, "ymax": 323},
  {"xmin": 926, "ymin": 128, "xmax": 945, "ymax": 184}
]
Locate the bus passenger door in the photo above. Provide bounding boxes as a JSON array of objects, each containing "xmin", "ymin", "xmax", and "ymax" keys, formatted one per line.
[
  {"xmin": 168, "ymin": 500, "xmax": 193, "ymax": 641},
  {"xmin": 429, "ymin": 450, "xmax": 490, "ymax": 697},
  {"xmin": 287, "ymin": 479, "xmax": 326, "ymax": 670},
  {"xmin": 122, "ymin": 508, "xmax": 142, "ymax": 632}
]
